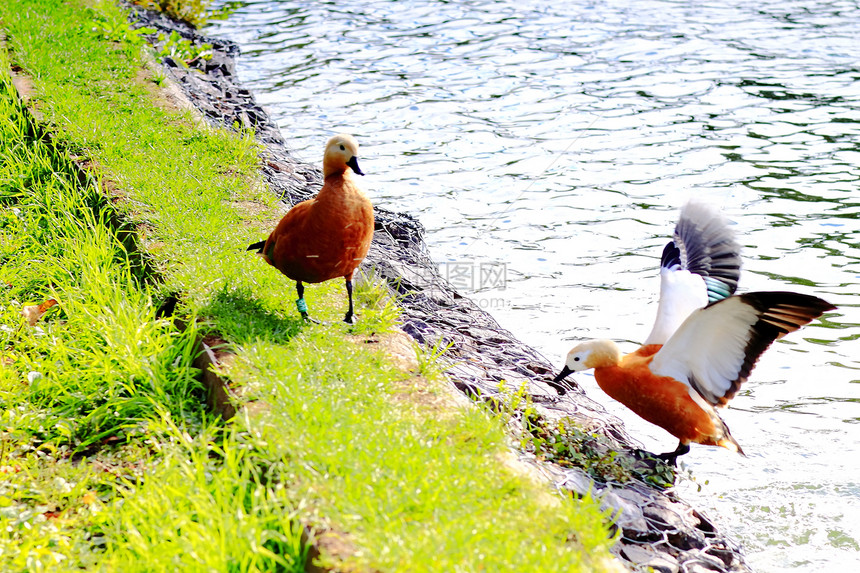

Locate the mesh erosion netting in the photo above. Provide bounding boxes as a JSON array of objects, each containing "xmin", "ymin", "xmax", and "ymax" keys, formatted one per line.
[{"xmin": 127, "ymin": 6, "xmax": 752, "ymax": 572}]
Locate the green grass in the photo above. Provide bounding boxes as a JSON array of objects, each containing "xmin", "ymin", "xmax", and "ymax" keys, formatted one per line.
[
  {"xmin": 0, "ymin": 54, "xmax": 203, "ymax": 450},
  {"xmin": 500, "ymin": 384, "xmax": 677, "ymax": 488},
  {"xmin": 100, "ymin": 423, "xmax": 309, "ymax": 572},
  {"xmin": 134, "ymin": 0, "xmax": 236, "ymax": 28},
  {"xmin": 0, "ymin": 0, "xmax": 620, "ymax": 570},
  {"xmin": 231, "ymin": 333, "xmax": 615, "ymax": 572}
]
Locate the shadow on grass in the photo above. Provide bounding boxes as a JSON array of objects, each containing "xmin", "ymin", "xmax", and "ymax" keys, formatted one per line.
[{"xmin": 201, "ymin": 286, "xmax": 304, "ymax": 346}]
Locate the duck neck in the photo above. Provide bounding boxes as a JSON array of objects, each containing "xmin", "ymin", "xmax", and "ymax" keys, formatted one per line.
[
  {"xmin": 324, "ymin": 156, "xmax": 351, "ymax": 178},
  {"xmin": 585, "ymin": 340, "xmax": 622, "ymax": 370}
]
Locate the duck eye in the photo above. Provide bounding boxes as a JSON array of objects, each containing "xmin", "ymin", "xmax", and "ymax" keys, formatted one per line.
[
  {"xmin": 339, "ymin": 145, "xmax": 345, "ymax": 151},
  {"xmin": 573, "ymin": 356, "xmax": 580, "ymax": 362}
]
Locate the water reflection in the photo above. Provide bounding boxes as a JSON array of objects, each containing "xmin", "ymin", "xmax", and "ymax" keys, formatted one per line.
[{"xmin": 206, "ymin": 0, "xmax": 860, "ymax": 570}]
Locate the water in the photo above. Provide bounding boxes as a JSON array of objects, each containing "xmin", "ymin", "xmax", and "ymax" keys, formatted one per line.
[{"xmin": 205, "ymin": 1, "xmax": 860, "ymax": 569}]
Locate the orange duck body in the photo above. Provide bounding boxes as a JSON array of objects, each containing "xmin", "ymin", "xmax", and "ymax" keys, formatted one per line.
[
  {"xmin": 261, "ymin": 172, "xmax": 373, "ymax": 285},
  {"xmin": 593, "ymin": 345, "xmax": 726, "ymax": 449},
  {"xmin": 249, "ymin": 134, "xmax": 373, "ymax": 323}
]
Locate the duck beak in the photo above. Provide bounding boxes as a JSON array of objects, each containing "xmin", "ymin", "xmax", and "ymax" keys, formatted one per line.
[
  {"xmin": 346, "ymin": 156, "xmax": 364, "ymax": 176},
  {"xmin": 553, "ymin": 365, "xmax": 573, "ymax": 383}
]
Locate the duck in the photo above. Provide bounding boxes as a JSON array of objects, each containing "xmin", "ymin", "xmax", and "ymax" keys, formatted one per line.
[
  {"xmin": 247, "ymin": 134, "xmax": 374, "ymax": 323},
  {"xmin": 552, "ymin": 202, "xmax": 835, "ymax": 464}
]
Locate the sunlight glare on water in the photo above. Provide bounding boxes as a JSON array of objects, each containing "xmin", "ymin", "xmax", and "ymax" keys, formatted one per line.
[{"xmin": 206, "ymin": 0, "xmax": 860, "ymax": 569}]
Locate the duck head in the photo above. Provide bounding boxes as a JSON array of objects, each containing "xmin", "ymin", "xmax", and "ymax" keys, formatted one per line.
[
  {"xmin": 324, "ymin": 134, "xmax": 364, "ymax": 177},
  {"xmin": 553, "ymin": 339, "xmax": 621, "ymax": 383}
]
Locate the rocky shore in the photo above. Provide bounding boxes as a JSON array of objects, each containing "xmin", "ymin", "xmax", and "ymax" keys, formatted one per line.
[{"xmin": 126, "ymin": 5, "xmax": 752, "ymax": 572}]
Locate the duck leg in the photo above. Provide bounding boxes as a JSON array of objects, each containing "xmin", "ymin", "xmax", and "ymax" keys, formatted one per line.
[
  {"xmin": 295, "ymin": 282, "xmax": 318, "ymax": 323},
  {"xmin": 344, "ymin": 278, "xmax": 355, "ymax": 324},
  {"xmin": 657, "ymin": 441, "xmax": 691, "ymax": 466}
]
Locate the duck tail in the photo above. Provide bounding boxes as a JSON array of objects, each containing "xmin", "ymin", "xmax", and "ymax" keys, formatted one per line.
[
  {"xmin": 715, "ymin": 417, "xmax": 745, "ymax": 456},
  {"xmin": 247, "ymin": 240, "xmax": 266, "ymax": 253},
  {"xmin": 718, "ymin": 436, "xmax": 745, "ymax": 456}
]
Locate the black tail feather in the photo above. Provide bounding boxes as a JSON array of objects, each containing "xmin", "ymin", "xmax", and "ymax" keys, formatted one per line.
[{"xmin": 247, "ymin": 240, "xmax": 266, "ymax": 253}]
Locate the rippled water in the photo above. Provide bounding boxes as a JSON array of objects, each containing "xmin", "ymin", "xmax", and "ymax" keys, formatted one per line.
[{"xmin": 206, "ymin": 1, "xmax": 860, "ymax": 569}]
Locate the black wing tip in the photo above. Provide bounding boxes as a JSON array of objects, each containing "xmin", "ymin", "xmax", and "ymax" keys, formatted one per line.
[
  {"xmin": 729, "ymin": 291, "xmax": 835, "ymax": 392},
  {"xmin": 660, "ymin": 241, "xmax": 681, "ymax": 269},
  {"xmin": 741, "ymin": 291, "xmax": 837, "ymax": 317}
]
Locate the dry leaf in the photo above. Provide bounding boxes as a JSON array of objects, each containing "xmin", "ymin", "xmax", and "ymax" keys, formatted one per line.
[{"xmin": 21, "ymin": 299, "xmax": 57, "ymax": 326}]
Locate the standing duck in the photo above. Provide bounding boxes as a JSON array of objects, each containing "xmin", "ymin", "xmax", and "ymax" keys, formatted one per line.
[
  {"xmin": 248, "ymin": 134, "xmax": 374, "ymax": 323},
  {"xmin": 552, "ymin": 202, "xmax": 835, "ymax": 464}
]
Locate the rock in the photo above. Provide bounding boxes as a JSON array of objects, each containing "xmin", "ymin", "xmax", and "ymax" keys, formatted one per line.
[
  {"xmin": 620, "ymin": 544, "xmax": 680, "ymax": 573},
  {"xmin": 601, "ymin": 489, "xmax": 649, "ymax": 533}
]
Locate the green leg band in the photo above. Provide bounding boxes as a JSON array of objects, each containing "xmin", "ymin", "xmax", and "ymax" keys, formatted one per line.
[{"xmin": 296, "ymin": 298, "xmax": 308, "ymax": 314}]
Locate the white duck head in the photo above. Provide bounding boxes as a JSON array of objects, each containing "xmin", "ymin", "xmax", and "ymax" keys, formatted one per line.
[{"xmin": 323, "ymin": 133, "xmax": 364, "ymax": 177}]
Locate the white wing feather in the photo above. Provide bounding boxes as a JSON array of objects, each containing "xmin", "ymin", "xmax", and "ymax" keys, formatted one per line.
[
  {"xmin": 644, "ymin": 201, "xmax": 741, "ymax": 346},
  {"xmin": 644, "ymin": 267, "xmax": 708, "ymax": 345},
  {"xmin": 649, "ymin": 297, "xmax": 759, "ymax": 405}
]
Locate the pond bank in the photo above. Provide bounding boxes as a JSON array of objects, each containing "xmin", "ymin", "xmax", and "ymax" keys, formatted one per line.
[{"xmin": 126, "ymin": 5, "xmax": 753, "ymax": 572}]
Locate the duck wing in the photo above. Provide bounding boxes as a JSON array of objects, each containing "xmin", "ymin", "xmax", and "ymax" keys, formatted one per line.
[
  {"xmin": 650, "ymin": 292, "xmax": 835, "ymax": 407},
  {"xmin": 644, "ymin": 201, "xmax": 742, "ymax": 345}
]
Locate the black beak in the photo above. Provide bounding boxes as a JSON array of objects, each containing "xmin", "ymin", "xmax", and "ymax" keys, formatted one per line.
[
  {"xmin": 346, "ymin": 156, "xmax": 364, "ymax": 176},
  {"xmin": 545, "ymin": 365, "xmax": 574, "ymax": 395},
  {"xmin": 553, "ymin": 365, "xmax": 573, "ymax": 384}
]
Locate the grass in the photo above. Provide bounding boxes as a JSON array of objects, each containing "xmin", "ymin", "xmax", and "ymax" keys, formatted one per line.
[
  {"xmin": 133, "ymin": 0, "xmax": 238, "ymax": 28},
  {"xmin": 495, "ymin": 384, "xmax": 677, "ymax": 488},
  {"xmin": 0, "ymin": 0, "xmax": 620, "ymax": 570},
  {"xmin": 414, "ymin": 337, "xmax": 455, "ymax": 380},
  {"xmin": 223, "ymin": 330, "xmax": 617, "ymax": 572},
  {"xmin": 99, "ymin": 423, "xmax": 310, "ymax": 572},
  {"xmin": 349, "ymin": 272, "xmax": 403, "ymax": 337}
]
